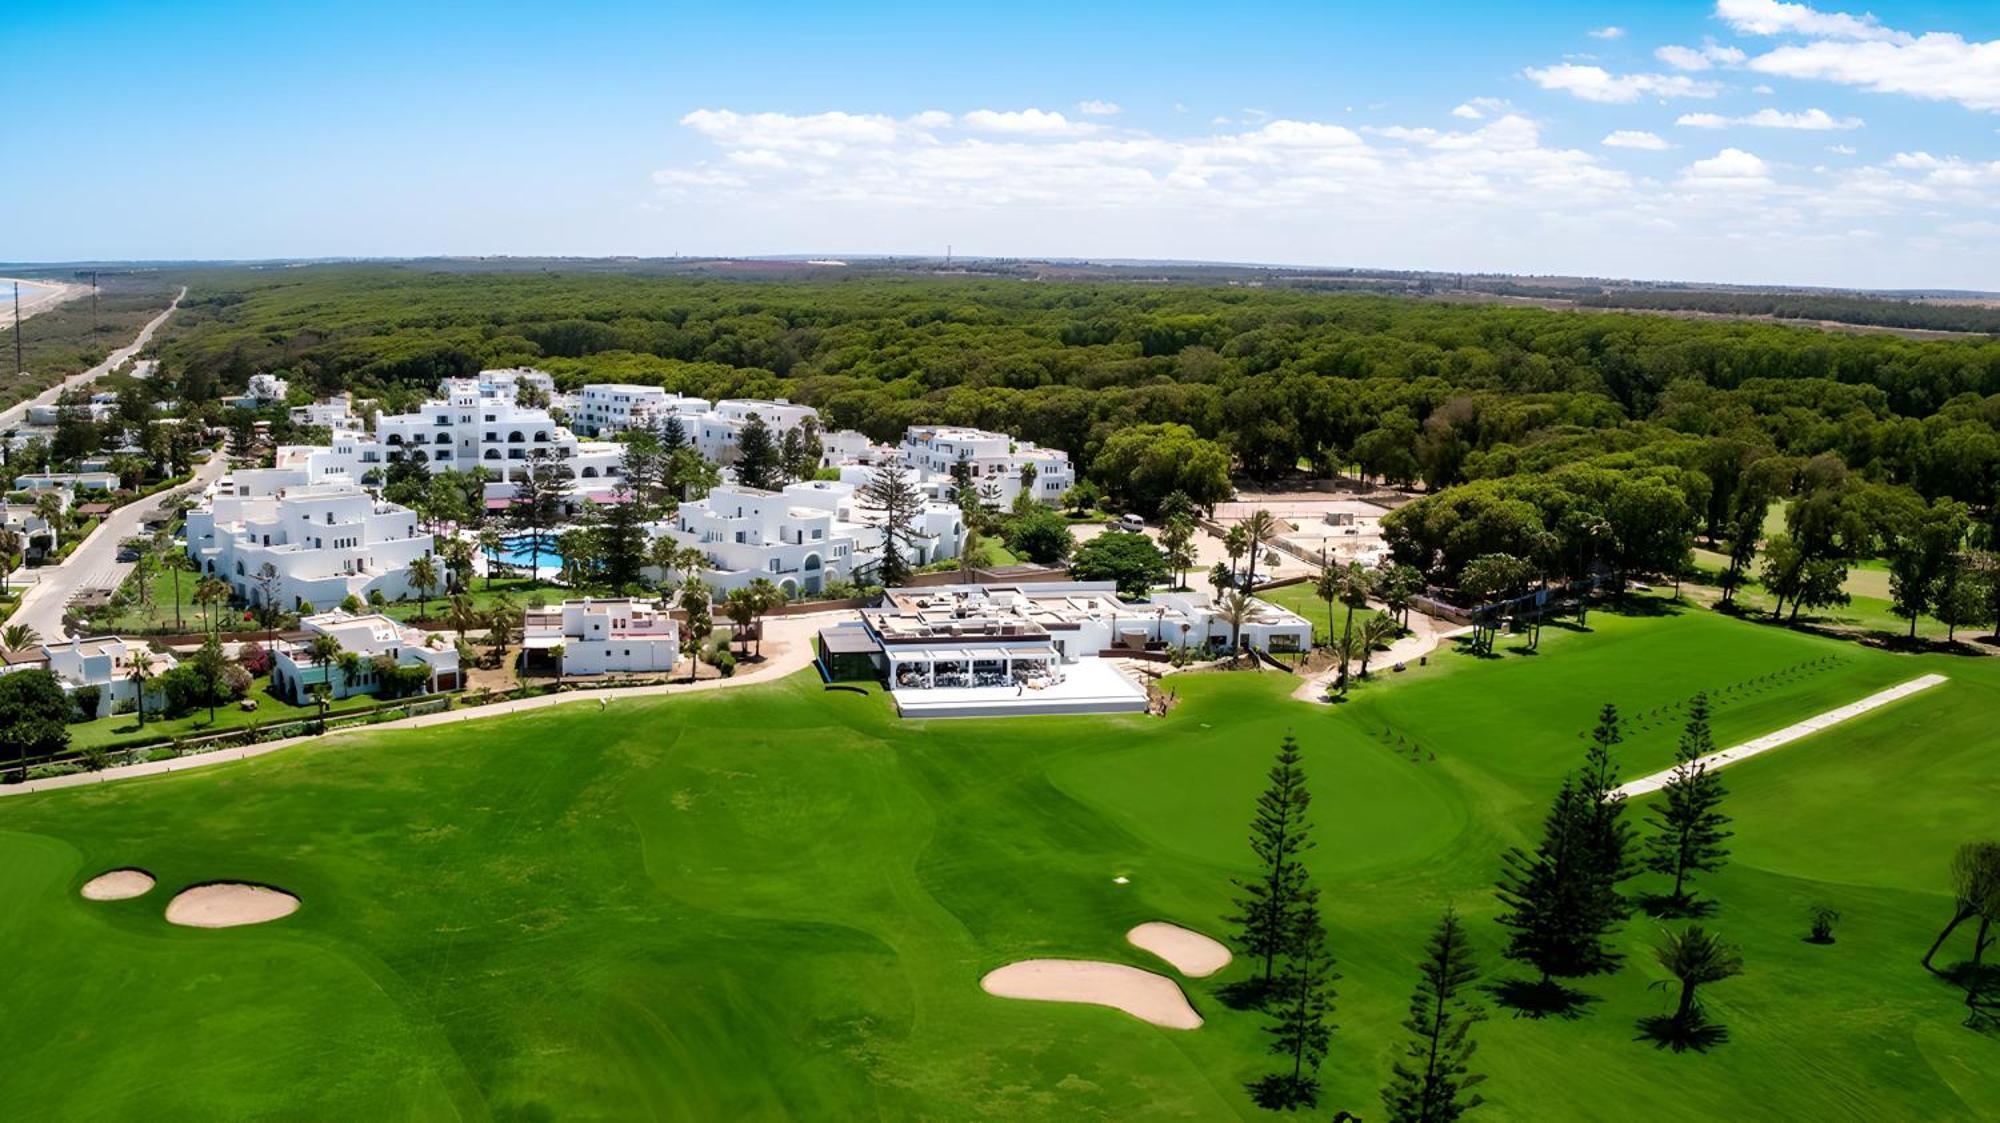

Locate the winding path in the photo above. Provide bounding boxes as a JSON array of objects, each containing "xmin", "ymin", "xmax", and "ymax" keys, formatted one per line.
[{"xmin": 1291, "ymin": 609, "xmax": 1471, "ymax": 703}]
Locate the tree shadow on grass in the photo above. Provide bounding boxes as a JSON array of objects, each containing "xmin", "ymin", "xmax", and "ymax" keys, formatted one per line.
[
  {"xmin": 1489, "ymin": 977, "xmax": 1599, "ymax": 1020},
  {"xmin": 1637, "ymin": 892, "xmax": 1719, "ymax": 920},
  {"xmin": 1214, "ymin": 977, "xmax": 1275, "ymax": 1011},
  {"xmin": 1635, "ymin": 1014, "xmax": 1730, "ymax": 1053}
]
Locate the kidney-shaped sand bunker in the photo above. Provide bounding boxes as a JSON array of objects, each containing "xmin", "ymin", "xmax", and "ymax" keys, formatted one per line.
[
  {"xmin": 164, "ymin": 883, "xmax": 301, "ymax": 928},
  {"xmin": 80, "ymin": 869, "xmax": 157, "ymax": 901}
]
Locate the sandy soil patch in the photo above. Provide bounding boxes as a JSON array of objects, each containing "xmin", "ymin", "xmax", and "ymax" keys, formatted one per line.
[
  {"xmin": 164, "ymin": 883, "xmax": 301, "ymax": 928},
  {"xmin": 1127, "ymin": 922, "xmax": 1232, "ymax": 977},
  {"xmin": 80, "ymin": 868, "xmax": 155, "ymax": 901},
  {"xmin": 980, "ymin": 959, "xmax": 1202, "ymax": 1029}
]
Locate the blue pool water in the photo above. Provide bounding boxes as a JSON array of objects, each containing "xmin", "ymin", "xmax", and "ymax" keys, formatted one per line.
[{"xmin": 495, "ymin": 538, "xmax": 562, "ymax": 569}]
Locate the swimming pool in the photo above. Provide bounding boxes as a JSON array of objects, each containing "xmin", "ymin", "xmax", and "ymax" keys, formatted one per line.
[{"xmin": 493, "ymin": 536, "xmax": 563, "ymax": 570}]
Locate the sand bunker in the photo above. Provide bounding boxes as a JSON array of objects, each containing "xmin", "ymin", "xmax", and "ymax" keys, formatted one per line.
[
  {"xmin": 981, "ymin": 959, "xmax": 1202, "ymax": 1029},
  {"xmin": 80, "ymin": 869, "xmax": 156, "ymax": 901},
  {"xmin": 1127, "ymin": 921, "xmax": 1233, "ymax": 977},
  {"xmin": 164, "ymin": 883, "xmax": 300, "ymax": 928}
]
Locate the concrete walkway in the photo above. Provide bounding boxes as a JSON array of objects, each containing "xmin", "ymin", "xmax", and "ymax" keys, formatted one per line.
[
  {"xmin": 1292, "ymin": 609, "xmax": 1470, "ymax": 703},
  {"xmin": 1615, "ymin": 673, "xmax": 1948, "ymax": 798},
  {"xmin": 1, "ymin": 609, "xmax": 854, "ymax": 798}
]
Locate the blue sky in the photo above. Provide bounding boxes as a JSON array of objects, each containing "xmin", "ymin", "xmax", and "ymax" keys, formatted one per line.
[{"xmin": 5, "ymin": 1, "xmax": 1997, "ymax": 288}]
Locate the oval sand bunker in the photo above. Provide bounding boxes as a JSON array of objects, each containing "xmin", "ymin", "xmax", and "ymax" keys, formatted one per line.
[
  {"xmin": 1128, "ymin": 921, "xmax": 1233, "ymax": 977},
  {"xmin": 981, "ymin": 959, "xmax": 1202, "ymax": 1029},
  {"xmin": 80, "ymin": 869, "xmax": 156, "ymax": 901},
  {"xmin": 164, "ymin": 883, "xmax": 300, "ymax": 928}
]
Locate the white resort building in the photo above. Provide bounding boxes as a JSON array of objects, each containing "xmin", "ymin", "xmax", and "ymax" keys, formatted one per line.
[
  {"xmin": 38, "ymin": 636, "xmax": 178, "ymax": 715},
  {"xmin": 522, "ymin": 597, "xmax": 679, "ymax": 676},
  {"xmin": 270, "ymin": 611, "xmax": 461, "ymax": 703},
  {"xmin": 654, "ymin": 480, "xmax": 964, "ymax": 598},
  {"xmin": 816, "ymin": 581, "xmax": 1311, "ymax": 718},
  {"xmin": 573, "ymin": 385, "xmax": 711, "ymax": 437},
  {"xmin": 693, "ymin": 399, "xmax": 819, "ymax": 463},
  {"xmin": 185, "ymin": 466, "xmax": 435, "ymax": 611},
  {"xmin": 223, "ymin": 372, "xmax": 291, "ymax": 410},
  {"xmin": 898, "ymin": 425, "xmax": 1076, "ymax": 507}
]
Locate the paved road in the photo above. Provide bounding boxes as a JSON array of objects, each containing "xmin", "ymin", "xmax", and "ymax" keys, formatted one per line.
[
  {"xmin": 0, "ymin": 285, "xmax": 185, "ymax": 432},
  {"xmin": 10, "ymin": 452, "xmax": 229, "ymax": 643}
]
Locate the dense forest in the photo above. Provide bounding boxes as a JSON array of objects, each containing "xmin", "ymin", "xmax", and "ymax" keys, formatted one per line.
[
  {"xmin": 1577, "ymin": 289, "xmax": 2000, "ymax": 336},
  {"xmin": 148, "ymin": 264, "xmax": 2000, "ymax": 622}
]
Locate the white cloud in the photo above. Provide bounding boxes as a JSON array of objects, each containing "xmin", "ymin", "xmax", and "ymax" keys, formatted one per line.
[
  {"xmin": 680, "ymin": 109, "xmax": 903, "ymax": 155},
  {"xmin": 1717, "ymin": 0, "xmax": 1910, "ymax": 44},
  {"xmin": 911, "ymin": 110, "xmax": 954, "ymax": 129},
  {"xmin": 1451, "ymin": 104, "xmax": 1484, "ymax": 120},
  {"xmin": 1655, "ymin": 42, "xmax": 1748, "ymax": 71},
  {"xmin": 1076, "ymin": 99, "xmax": 1122, "ymax": 117},
  {"xmin": 1676, "ymin": 107, "xmax": 1864, "ymax": 129},
  {"xmin": 1827, "ymin": 144, "xmax": 1856, "ymax": 154},
  {"xmin": 1523, "ymin": 64, "xmax": 1721, "ymax": 103},
  {"xmin": 1589, "ymin": 26, "xmax": 1626, "ymax": 40},
  {"xmin": 1604, "ymin": 130, "xmax": 1673, "ymax": 150},
  {"xmin": 1717, "ymin": 0, "xmax": 2000, "ymax": 111},
  {"xmin": 1753, "ymin": 84, "xmax": 1776, "ymax": 94},
  {"xmin": 962, "ymin": 108, "xmax": 1097, "ymax": 135},
  {"xmin": 1681, "ymin": 147, "xmax": 1776, "ymax": 189}
]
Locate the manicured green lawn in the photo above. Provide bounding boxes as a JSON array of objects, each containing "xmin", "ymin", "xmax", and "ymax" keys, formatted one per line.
[
  {"xmin": 1254, "ymin": 579, "xmax": 1382, "ymax": 645},
  {"xmin": 1, "ymin": 603, "xmax": 1995, "ymax": 1118},
  {"xmin": 66, "ymin": 679, "xmax": 384, "ymax": 751}
]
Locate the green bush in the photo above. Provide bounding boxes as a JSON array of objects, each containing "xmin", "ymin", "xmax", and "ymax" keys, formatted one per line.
[{"xmin": 25, "ymin": 762, "xmax": 84, "ymax": 780}]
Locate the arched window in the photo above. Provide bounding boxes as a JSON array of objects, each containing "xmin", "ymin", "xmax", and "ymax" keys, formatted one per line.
[
  {"xmin": 483, "ymin": 449, "xmax": 501, "ymax": 460},
  {"xmin": 386, "ymin": 433, "xmax": 404, "ymax": 446},
  {"xmin": 507, "ymin": 431, "xmax": 525, "ymax": 443},
  {"xmin": 803, "ymin": 553, "xmax": 822, "ymax": 571},
  {"xmin": 580, "ymin": 466, "xmax": 599, "ymax": 478}
]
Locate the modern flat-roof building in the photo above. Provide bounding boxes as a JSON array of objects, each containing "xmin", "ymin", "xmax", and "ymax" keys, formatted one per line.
[
  {"xmin": 40, "ymin": 636, "xmax": 178, "ymax": 714},
  {"xmin": 573, "ymin": 385, "xmax": 711, "ymax": 438},
  {"xmin": 270, "ymin": 611, "xmax": 460, "ymax": 703},
  {"xmin": 522, "ymin": 597, "xmax": 680, "ymax": 676},
  {"xmin": 898, "ymin": 425, "xmax": 1076, "ymax": 508},
  {"xmin": 693, "ymin": 399, "xmax": 819, "ymax": 464},
  {"xmin": 185, "ymin": 470, "xmax": 434, "ymax": 611}
]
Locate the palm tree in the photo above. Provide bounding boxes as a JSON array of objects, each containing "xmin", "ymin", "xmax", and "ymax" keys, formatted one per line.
[
  {"xmin": 486, "ymin": 595, "xmax": 520, "ymax": 669},
  {"xmin": 408, "ymin": 555, "xmax": 439, "ymax": 620},
  {"xmin": 1335, "ymin": 562, "xmax": 1372, "ymax": 692},
  {"xmin": 477, "ymin": 527, "xmax": 505, "ymax": 589},
  {"xmin": 958, "ymin": 526, "xmax": 983, "ymax": 581},
  {"xmin": 129, "ymin": 658, "xmax": 157, "ymax": 728},
  {"xmin": 1224, "ymin": 524, "xmax": 1249, "ymax": 587},
  {"xmin": 747, "ymin": 576, "xmax": 785, "ymax": 657},
  {"xmin": 1651, "ymin": 925, "xmax": 1744, "ymax": 1036},
  {"xmin": 439, "ymin": 536, "xmax": 476, "ymax": 594},
  {"xmin": 33, "ymin": 492, "xmax": 67, "ymax": 553},
  {"xmin": 1313, "ymin": 559, "xmax": 1341, "ymax": 650},
  {"xmin": 309, "ymin": 682, "xmax": 333, "ymax": 734},
  {"xmin": 2, "ymin": 622, "xmax": 42, "ymax": 654},
  {"xmin": 445, "ymin": 593, "xmax": 483, "ymax": 638},
  {"xmin": 724, "ymin": 588, "xmax": 759, "ymax": 655},
  {"xmin": 0, "ymin": 527, "xmax": 20, "ymax": 595},
  {"xmin": 336, "ymin": 650, "xmax": 365, "ymax": 696},
  {"xmin": 1240, "ymin": 510, "xmax": 1280, "ymax": 589},
  {"xmin": 1219, "ymin": 591, "xmax": 1255, "ymax": 668},
  {"xmin": 549, "ymin": 642, "xmax": 566, "ymax": 689},
  {"xmin": 160, "ymin": 549, "xmax": 194, "ymax": 631},
  {"xmin": 1356, "ymin": 614, "xmax": 1397, "ymax": 680},
  {"xmin": 195, "ymin": 576, "xmax": 230, "ymax": 637},
  {"xmin": 1328, "ymin": 632, "xmax": 1361, "ymax": 698}
]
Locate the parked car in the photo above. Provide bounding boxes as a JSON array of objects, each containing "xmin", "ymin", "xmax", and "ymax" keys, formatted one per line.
[{"xmin": 1118, "ymin": 513, "xmax": 1146, "ymax": 531}]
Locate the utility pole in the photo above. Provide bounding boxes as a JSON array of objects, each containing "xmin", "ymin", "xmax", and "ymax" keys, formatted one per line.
[
  {"xmin": 91, "ymin": 270, "xmax": 99, "ymax": 333},
  {"xmin": 12, "ymin": 282, "xmax": 21, "ymax": 377}
]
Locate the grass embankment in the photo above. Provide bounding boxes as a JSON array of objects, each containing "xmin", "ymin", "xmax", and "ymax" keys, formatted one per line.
[{"xmin": 0, "ymin": 604, "xmax": 1994, "ymax": 1118}]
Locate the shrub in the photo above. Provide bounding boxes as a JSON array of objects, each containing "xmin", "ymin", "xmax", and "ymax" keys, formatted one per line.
[
  {"xmin": 72, "ymin": 684, "xmax": 103, "ymax": 722},
  {"xmin": 25, "ymin": 762, "xmax": 84, "ymax": 780},
  {"xmin": 340, "ymin": 594, "xmax": 364, "ymax": 613},
  {"xmin": 708, "ymin": 648, "xmax": 737, "ymax": 677},
  {"xmin": 145, "ymin": 747, "xmax": 179, "ymax": 763}
]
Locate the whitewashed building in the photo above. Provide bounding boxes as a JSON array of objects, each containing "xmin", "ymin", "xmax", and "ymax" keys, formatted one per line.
[
  {"xmin": 899, "ymin": 425, "xmax": 1075, "ymax": 507},
  {"xmin": 270, "ymin": 611, "xmax": 461, "ymax": 703},
  {"xmin": 693, "ymin": 399, "xmax": 819, "ymax": 464},
  {"xmin": 574, "ymin": 385, "xmax": 711, "ymax": 437},
  {"xmin": 40, "ymin": 636, "xmax": 178, "ymax": 715},
  {"xmin": 186, "ymin": 469, "xmax": 435, "ymax": 611},
  {"xmin": 290, "ymin": 393, "xmax": 364, "ymax": 434},
  {"xmin": 223, "ymin": 372, "xmax": 291, "ymax": 410},
  {"xmin": 522, "ymin": 597, "xmax": 680, "ymax": 676},
  {"xmin": 653, "ymin": 480, "xmax": 964, "ymax": 598}
]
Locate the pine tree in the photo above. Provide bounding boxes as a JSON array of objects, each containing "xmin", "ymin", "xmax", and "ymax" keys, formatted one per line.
[
  {"xmin": 1383, "ymin": 907, "xmax": 1487, "ymax": 1123},
  {"xmin": 734, "ymin": 412, "xmax": 780, "ymax": 490},
  {"xmin": 1644, "ymin": 693, "xmax": 1732, "ymax": 913},
  {"xmin": 1494, "ymin": 779, "xmax": 1624, "ymax": 987},
  {"xmin": 659, "ymin": 413, "xmax": 687, "ymax": 453},
  {"xmin": 1248, "ymin": 903, "xmax": 1339, "ymax": 1112},
  {"xmin": 507, "ymin": 450, "xmax": 567, "ymax": 573},
  {"xmin": 1576, "ymin": 703, "xmax": 1638, "ymax": 925},
  {"xmin": 591, "ymin": 486, "xmax": 652, "ymax": 590},
  {"xmin": 860, "ymin": 460, "xmax": 921, "ymax": 587},
  {"xmin": 1229, "ymin": 734, "xmax": 1319, "ymax": 988}
]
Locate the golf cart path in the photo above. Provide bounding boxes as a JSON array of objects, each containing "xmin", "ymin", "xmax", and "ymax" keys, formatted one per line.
[
  {"xmin": 1615, "ymin": 673, "xmax": 1947, "ymax": 799},
  {"xmin": 1292, "ymin": 609, "xmax": 1470, "ymax": 703},
  {"xmin": 2, "ymin": 609, "xmax": 849, "ymax": 797}
]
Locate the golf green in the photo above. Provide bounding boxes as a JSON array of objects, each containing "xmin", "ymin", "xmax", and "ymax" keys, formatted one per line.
[{"xmin": 2, "ymin": 603, "xmax": 1995, "ymax": 1119}]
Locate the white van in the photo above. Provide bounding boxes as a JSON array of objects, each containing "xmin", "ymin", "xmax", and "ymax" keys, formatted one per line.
[{"xmin": 1118, "ymin": 513, "xmax": 1146, "ymax": 531}]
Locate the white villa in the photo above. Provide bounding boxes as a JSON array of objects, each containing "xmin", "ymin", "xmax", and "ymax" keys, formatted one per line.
[
  {"xmin": 654, "ymin": 480, "xmax": 964, "ymax": 598},
  {"xmin": 270, "ymin": 611, "xmax": 461, "ymax": 703},
  {"xmin": 693, "ymin": 399, "xmax": 819, "ymax": 463},
  {"xmin": 898, "ymin": 425, "xmax": 1076, "ymax": 507},
  {"xmin": 522, "ymin": 597, "xmax": 679, "ymax": 676},
  {"xmin": 819, "ymin": 581, "xmax": 1311, "ymax": 717},
  {"xmin": 40, "ymin": 636, "xmax": 178, "ymax": 715},
  {"xmin": 185, "ymin": 467, "xmax": 434, "ymax": 611},
  {"xmin": 13, "ymin": 471, "xmax": 119, "ymax": 492},
  {"xmin": 290, "ymin": 393, "xmax": 364, "ymax": 434},
  {"xmin": 223, "ymin": 372, "xmax": 291, "ymax": 410},
  {"xmin": 573, "ymin": 385, "xmax": 711, "ymax": 437}
]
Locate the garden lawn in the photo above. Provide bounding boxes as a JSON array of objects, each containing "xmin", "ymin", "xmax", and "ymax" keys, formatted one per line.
[
  {"xmin": 65, "ymin": 679, "xmax": 387, "ymax": 752},
  {"xmin": 1252, "ymin": 578, "xmax": 1382, "ymax": 646},
  {"xmin": 0, "ymin": 603, "xmax": 1995, "ymax": 1119}
]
